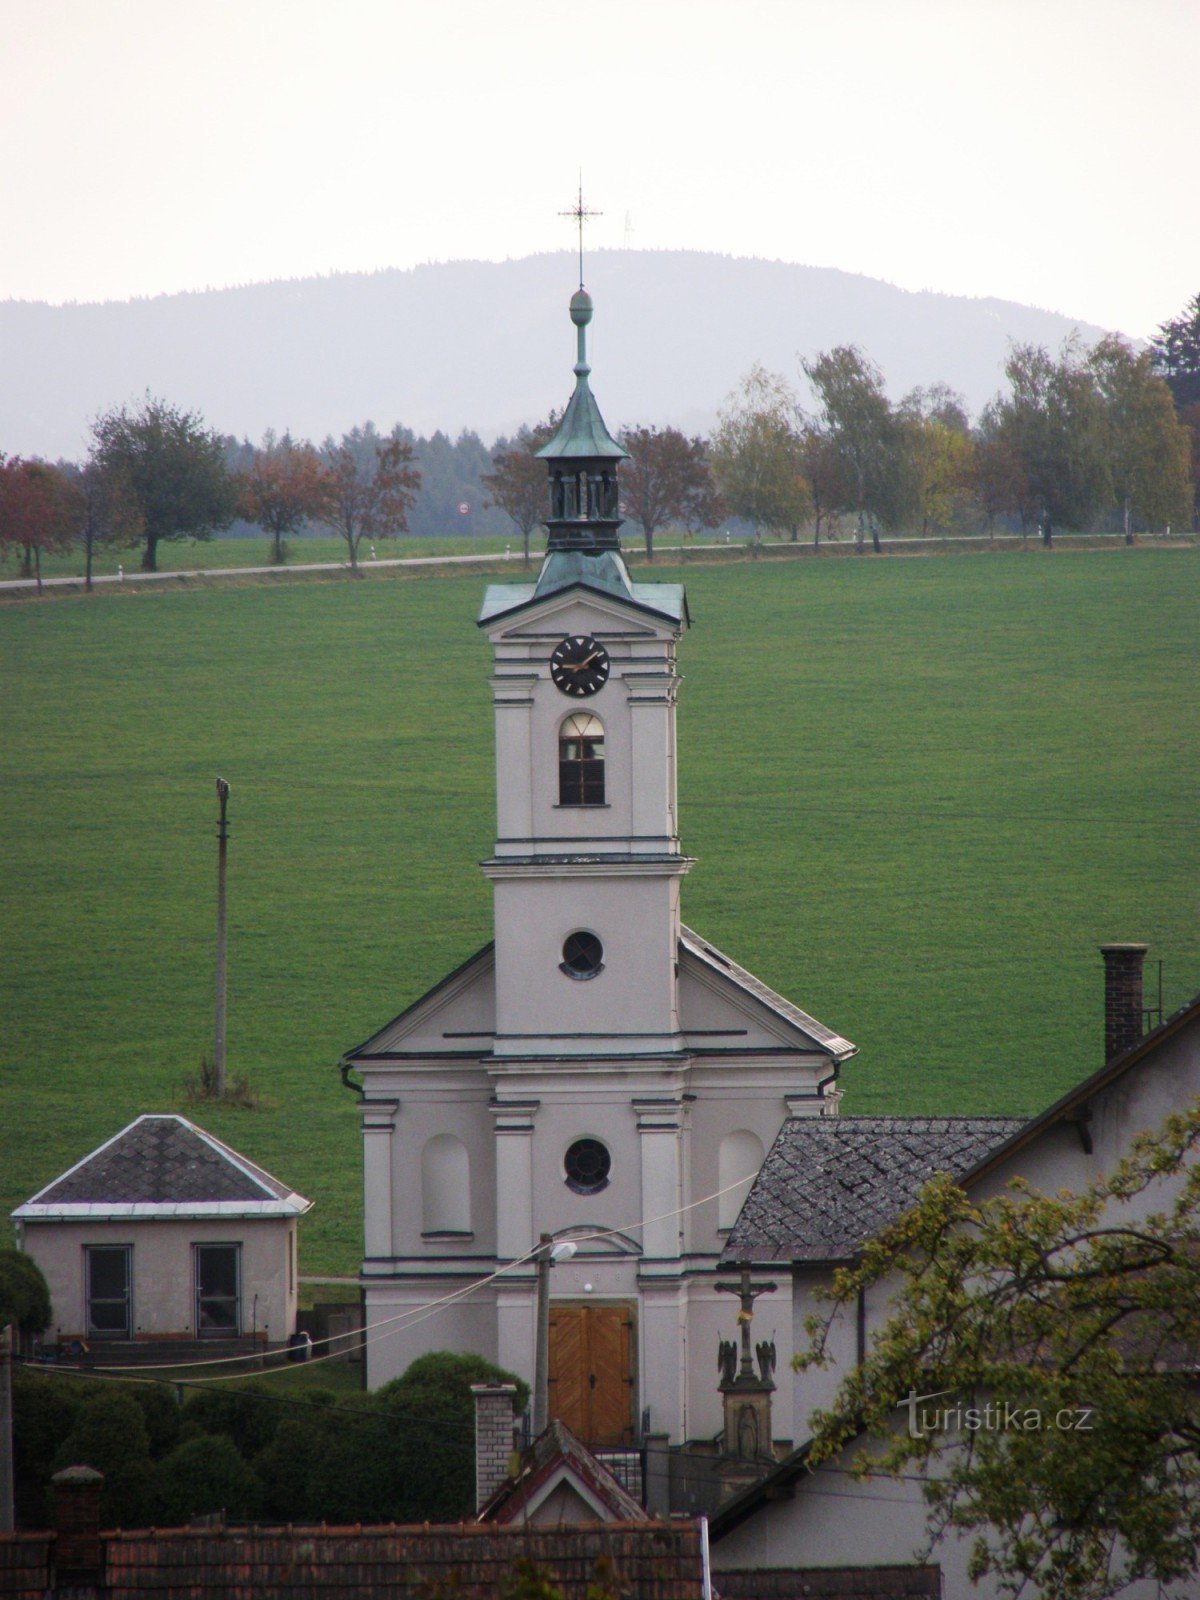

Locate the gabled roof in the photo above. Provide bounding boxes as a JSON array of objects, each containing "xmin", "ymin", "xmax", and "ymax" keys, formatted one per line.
[
  {"xmin": 722, "ymin": 1116, "xmax": 1025, "ymax": 1263},
  {"xmin": 479, "ymin": 1420, "xmax": 648, "ymax": 1525},
  {"xmin": 343, "ymin": 941, "xmax": 495, "ymax": 1061},
  {"xmin": 680, "ymin": 927, "xmax": 856, "ymax": 1061},
  {"xmin": 957, "ymin": 986, "xmax": 1200, "ymax": 1187},
  {"xmin": 13, "ymin": 1114, "xmax": 312, "ymax": 1221}
]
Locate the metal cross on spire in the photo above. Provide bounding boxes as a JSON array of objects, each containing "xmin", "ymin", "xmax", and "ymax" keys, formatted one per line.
[{"xmin": 559, "ymin": 175, "xmax": 602, "ymax": 289}]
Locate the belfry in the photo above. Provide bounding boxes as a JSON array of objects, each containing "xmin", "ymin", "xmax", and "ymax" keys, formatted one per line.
[{"xmin": 345, "ymin": 281, "xmax": 855, "ymax": 1453}]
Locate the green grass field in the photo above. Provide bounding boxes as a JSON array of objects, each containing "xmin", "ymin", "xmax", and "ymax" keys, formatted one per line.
[{"xmin": 3, "ymin": 547, "xmax": 1197, "ymax": 1275}]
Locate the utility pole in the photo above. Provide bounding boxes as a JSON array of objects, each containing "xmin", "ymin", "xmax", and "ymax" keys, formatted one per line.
[
  {"xmin": 532, "ymin": 1235, "xmax": 576, "ymax": 1436},
  {"xmin": 0, "ymin": 1322, "xmax": 14, "ymax": 1534},
  {"xmin": 214, "ymin": 777, "xmax": 231, "ymax": 1097}
]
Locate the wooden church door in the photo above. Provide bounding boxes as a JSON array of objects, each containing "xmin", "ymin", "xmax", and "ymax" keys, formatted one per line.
[{"xmin": 547, "ymin": 1302, "xmax": 635, "ymax": 1445}]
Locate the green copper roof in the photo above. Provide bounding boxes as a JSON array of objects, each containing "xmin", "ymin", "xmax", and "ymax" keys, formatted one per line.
[
  {"xmin": 478, "ymin": 548, "xmax": 688, "ymax": 628},
  {"xmin": 536, "ymin": 290, "xmax": 628, "ymax": 464}
]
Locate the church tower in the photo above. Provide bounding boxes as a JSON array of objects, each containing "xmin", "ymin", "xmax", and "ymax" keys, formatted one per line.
[{"xmin": 345, "ymin": 283, "xmax": 855, "ymax": 1451}]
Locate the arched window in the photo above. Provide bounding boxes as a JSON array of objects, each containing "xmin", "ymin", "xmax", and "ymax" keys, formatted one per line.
[
  {"xmin": 718, "ymin": 1130, "xmax": 764, "ymax": 1231},
  {"xmin": 421, "ymin": 1134, "xmax": 471, "ymax": 1235},
  {"xmin": 559, "ymin": 713, "xmax": 605, "ymax": 806}
]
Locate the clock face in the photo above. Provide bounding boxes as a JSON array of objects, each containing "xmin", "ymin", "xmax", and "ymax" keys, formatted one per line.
[{"xmin": 550, "ymin": 635, "xmax": 610, "ymax": 697}]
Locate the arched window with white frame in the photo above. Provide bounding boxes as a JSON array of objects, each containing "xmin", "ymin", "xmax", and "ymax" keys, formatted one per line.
[
  {"xmin": 718, "ymin": 1129, "xmax": 764, "ymax": 1231},
  {"xmin": 421, "ymin": 1134, "xmax": 472, "ymax": 1235},
  {"xmin": 559, "ymin": 712, "xmax": 605, "ymax": 806}
]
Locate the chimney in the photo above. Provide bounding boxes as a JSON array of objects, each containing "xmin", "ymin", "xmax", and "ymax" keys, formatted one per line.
[
  {"xmin": 1100, "ymin": 943, "xmax": 1149, "ymax": 1061},
  {"xmin": 51, "ymin": 1465, "xmax": 104, "ymax": 1575},
  {"xmin": 470, "ymin": 1382, "xmax": 518, "ymax": 1514}
]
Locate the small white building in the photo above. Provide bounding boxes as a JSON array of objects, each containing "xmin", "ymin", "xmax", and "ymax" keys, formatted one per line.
[
  {"xmin": 344, "ymin": 286, "xmax": 855, "ymax": 1445},
  {"xmin": 11, "ymin": 1113, "xmax": 311, "ymax": 1348}
]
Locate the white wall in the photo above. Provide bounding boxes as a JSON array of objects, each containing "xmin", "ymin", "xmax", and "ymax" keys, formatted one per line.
[{"xmin": 23, "ymin": 1216, "xmax": 298, "ymax": 1341}]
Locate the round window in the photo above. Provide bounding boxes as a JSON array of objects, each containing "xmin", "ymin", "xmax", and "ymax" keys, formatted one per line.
[
  {"xmin": 565, "ymin": 1138, "xmax": 611, "ymax": 1195},
  {"xmin": 561, "ymin": 930, "xmax": 604, "ymax": 979}
]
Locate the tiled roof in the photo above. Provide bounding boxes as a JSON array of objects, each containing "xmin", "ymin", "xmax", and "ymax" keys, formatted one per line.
[
  {"xmin": 13, "ymin": 1115, "xmax": 311, "ymax": 1220},
  {"xmin": 722, "ymin": 1116, "xmax": 1026, "ymax": 1263},
  {"xmin": 481, "ymin": 1419, "xmax": 648, "ymax": 1525},
  {"xmin": 101, "ymin": 1523, "xmax": 705, "ymax": 1599}
]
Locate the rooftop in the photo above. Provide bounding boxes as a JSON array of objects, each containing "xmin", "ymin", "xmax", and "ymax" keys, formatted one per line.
[{"xmin": 722, "ymin": 1116, "xmax": 1025, "ymax": 1263}]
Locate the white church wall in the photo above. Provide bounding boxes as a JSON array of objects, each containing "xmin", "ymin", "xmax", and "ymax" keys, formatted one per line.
[
  {"xmin": 491, "ymin": 874, "xmax": 683, "ymax": 1050},
  {"xmin": 366, "ymin": 1280, "xmax": 499, "ymax": 1390}
]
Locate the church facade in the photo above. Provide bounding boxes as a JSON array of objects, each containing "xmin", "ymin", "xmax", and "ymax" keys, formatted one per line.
[{"xmin": 343, "ymin": 285, "xmax": 854, "ymax": 1447}]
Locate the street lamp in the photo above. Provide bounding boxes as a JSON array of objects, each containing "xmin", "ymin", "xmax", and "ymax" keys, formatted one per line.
[{"xmin": 532, "ymin": 1234, "xmax": 577, "ymax": 1435}]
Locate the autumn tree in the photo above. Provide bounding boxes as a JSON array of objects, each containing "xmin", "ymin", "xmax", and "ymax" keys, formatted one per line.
[
  {"xmin": 0, "ymin": 456, "xmax": 77, "ymax": 592},
  {"xmin": 982, "ymin": 341, "xmax": 1110, "ymax": 541},
  {"xmin": 803, "ymin": 346, "xmax": 906, "ymax": 551},
  {"xmin": 89, "ymin": 396, "xmax": 234, "ymax": 570},
  {"xmin": 800, "ymin": 1103, "xmax": 1200, "ymax": 1600},
  {"xmin": 898, "ymin": 386, "xmax": 976, "ymax": 535},
  {"xmin": 711, "ymin": 366, "xmax": 812, "ymax": 541},
  {"xmin": 240, "ymin": 430, "xmax": 328, "ymax": 563},
  {"xmin": 619, "ymin": 425, "xmax": 719, "ymax": 559},
  {"xmin": 55, "ymin": 458, "xmax": 143, "ymax": 591},
  {"xmin": 317, "ymin": 424, "xmax": 421, "ymax": 572},
  {"xmin": 483, "ymin": 419, "xmax": 555, "ymax": 566},
  {"xmin": 1088, "ymin": 336, "xmax": 1193, "ymax": 539}
]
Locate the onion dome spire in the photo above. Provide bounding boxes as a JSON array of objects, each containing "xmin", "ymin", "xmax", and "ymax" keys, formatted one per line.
[{"xmin": 537, "ymin": 289, "xmax": 627, "ymax": 554}]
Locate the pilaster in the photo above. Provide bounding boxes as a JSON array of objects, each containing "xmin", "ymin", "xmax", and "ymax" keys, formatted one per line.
[
  {"xmin": 362, "ymin": 1099, "xmax": 399, "ymax": 1260},
  {"xmin": 491, "ymin": 1099, "xmax": 540, "ymax": 1262}
]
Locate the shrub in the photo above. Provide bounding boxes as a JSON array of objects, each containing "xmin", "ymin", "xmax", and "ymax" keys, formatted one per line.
[
  {"xmin": 0, "ymin": 1251, "xmax": 52, "ymax": 1337},
  {"xmin": 155, "ymin": 1434, "xmax": 262, "ymax": 1525}
]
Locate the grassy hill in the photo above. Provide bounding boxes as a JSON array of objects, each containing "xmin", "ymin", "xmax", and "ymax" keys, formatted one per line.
[{"xmin": 3, "ymin": 547, "xmax": 1196, "ymax": 1276}]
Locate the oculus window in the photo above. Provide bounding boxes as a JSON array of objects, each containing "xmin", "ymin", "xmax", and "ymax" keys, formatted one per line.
[
  {"xmin": 559, "ymin": 713, "xmax": 605, "ymax": 806},
  {"xmin": 561, "ymin": 930, "xmax": 604, "ymax": 979},
  {"xmin": 565, "ymin": 1138, "xmax": 612, "ymax": 1195}
]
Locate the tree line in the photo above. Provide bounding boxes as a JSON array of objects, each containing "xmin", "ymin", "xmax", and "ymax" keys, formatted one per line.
[{"xmin": 2, "ymin": 294, "xmax": 1196, "ymax": 584}]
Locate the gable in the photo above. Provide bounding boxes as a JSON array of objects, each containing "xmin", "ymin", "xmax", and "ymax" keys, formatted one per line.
[
  {"xmin": 678, "ymin": 928, "xmax": 856, "ymax": 1059},
  {"xmin": 482, "ymin": 586, "xmax": 682, "ymax": 647},
  {"xmin": 345, "ymin": 942, "xmax": 496, "ymax": 1059}
]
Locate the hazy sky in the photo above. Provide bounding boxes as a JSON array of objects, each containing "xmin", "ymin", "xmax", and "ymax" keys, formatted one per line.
[{"xmin": 2, "ymin": 0, "xmax": 1194, "ymax": 336}]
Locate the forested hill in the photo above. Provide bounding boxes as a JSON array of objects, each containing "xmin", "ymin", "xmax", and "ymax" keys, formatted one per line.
[{"xmin": 2, "ymin": 250, "xmax": 1113, "ymax": 460}]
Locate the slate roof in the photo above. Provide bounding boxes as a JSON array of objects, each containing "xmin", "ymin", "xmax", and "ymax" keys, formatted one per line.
[
  {"xmin": 13, "ymin": 1115, "xmax": 312, "ymax": 1220},
  {"xmin": 722, "ymin": 1116, "xmax": 1025, "ymax": 1263}
]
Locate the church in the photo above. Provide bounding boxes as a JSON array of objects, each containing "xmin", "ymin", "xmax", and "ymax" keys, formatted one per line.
[{"xmin": 341, "ymin": 282, "xmax": 854, "ymax": 1449}]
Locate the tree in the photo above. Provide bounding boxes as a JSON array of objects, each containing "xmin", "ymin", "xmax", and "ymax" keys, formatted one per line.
[
  {"xmin": 90, "ymin": 396, "xmax": 235, "ymax": 571},
  {"xmin": 711, "ymin": 366, "xmax": 812, "ymax": 541},
  {"xmin": 0, "ymin": 1250, "xmax": 51, "ymax": 1343},
  {"xmin": 1088, "ymin": 336, "xmax": 1193, "ymax": 538},
  {"xmin": 803, "ymin": 347, "xmax": 907, "ymax": 551},
  {"xmin": 317, "ymin": 424, "xmax": 421, "ymax": 572},
  {"xmin": 619, "ymin": 425, "xmax": 719, "ymax": 560},
  {"xmin": 239, "ymin": 431, "xmax": 328, "ymax": 563},
  {"xmin": 155, "ymin": 1433, "xmax": 262, "ymax": 1525},
  {"xmin": 1150, "ymin": 292, "xmax": 1200, "ymax": 410},
  {"xmin": 483, "ymin": 420, "xmax": 555, "ymax": 566},
  {"xmin": 57, "ymin": 458, "xmax": 143, "ymax": 592},
  {"xmin": 982, "ymin": 341, "xmax": 1111, "ymax": 541},
  {"xmin": 800, "ymin": 1103, "xmax": 1200, "ymax": 1600},
  {"xmin": 0, "ymin": 457, "xmax": 77, "ymax": 592},
  {"xmin": 898, "ymin": 389, "xmax": 977, "ymax": 536}
]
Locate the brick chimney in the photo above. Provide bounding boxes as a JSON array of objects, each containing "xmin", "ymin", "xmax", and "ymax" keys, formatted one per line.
[
  {"xmin": 470, "ymin": 1383, "xmax": 518, "ymax": 1514},
  {"xmin": 51, "ymin": 1465, "xmax": 104, "ymax": 1575},
  {"xmin": 1100, "ymin": 943, "xmax": 1149, "ymax": 1061}
]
